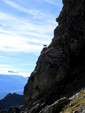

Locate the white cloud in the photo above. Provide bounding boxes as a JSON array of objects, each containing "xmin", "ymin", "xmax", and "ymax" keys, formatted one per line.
[
  {"xmin": 0, "ymin": 64, "xmax": 10, "ymax": 68},
  {"xmin": 4, "ymin": 0, "xmax": 35, "ymax": 14},
  {"xmin": 35, "ymin": 0, "xmax": 62, "ymax": 7},
  {"xmin": 0, "ymin": 33, "xmax": 43, "ymax": 53},
  {"xmin": 0, "ymin": 11, "xmax": 55, "ymax": 33},
  {"xmin": 0, "ymin": 64, "xmax": 30, "ymax": 77},
  {"xmin": 19, "ymin": 72, "xmax": 30, "ymax": 77},
  {"xmin": 4, "ymin": 0, "xmax": 56, "ymax": 19},
  {"xmin": 0, "ymin": 0, "xmax": 61, "ymax": 76},
  {"xmin": 42, "ymin": 0, "xmax": 58, "ymax": 6},
  {"xmin": 0, "ymin": 11, "xmax": 56, "ymax": 53},
  {"xmin": 0, "ymin": 64, "xmax": 13, "ymax": 74}
]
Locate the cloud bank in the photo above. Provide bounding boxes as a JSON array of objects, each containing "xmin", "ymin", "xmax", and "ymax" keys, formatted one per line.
[{"xmin": 0, "ymin": 0, "xmax": 62, "ymax": 76}]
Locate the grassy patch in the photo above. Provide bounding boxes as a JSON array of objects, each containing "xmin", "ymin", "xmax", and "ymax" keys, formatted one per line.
[{"xmin": 61, "ymin": 90, "xmax": 85, "ymax": 113}]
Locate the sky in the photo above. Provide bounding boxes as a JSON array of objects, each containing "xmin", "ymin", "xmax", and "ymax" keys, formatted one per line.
[{"xmin": 0, "ymin": 0, "xmax": 63, "ymax": 77}]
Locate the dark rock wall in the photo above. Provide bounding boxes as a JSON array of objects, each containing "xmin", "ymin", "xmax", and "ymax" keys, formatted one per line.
[{"xmin": 24, "ymin": 0, "xmax": 85, "ymax": 111}]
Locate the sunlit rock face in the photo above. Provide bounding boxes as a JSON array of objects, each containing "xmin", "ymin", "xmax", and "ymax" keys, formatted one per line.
[{"xmin": 24, "ymin": 0, "xmax": 85, "ymax": 112}]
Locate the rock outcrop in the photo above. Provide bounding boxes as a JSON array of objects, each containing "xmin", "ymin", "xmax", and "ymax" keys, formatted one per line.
[
  {"xmin": 24, "ymin": 0, "xmax": 85, "ymax": 112},
  {"xmin": 61, "ymin": 89, "xmax": 85, "ymax": 113}
]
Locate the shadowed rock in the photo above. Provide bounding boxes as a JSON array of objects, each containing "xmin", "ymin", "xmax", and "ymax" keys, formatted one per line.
[{"xmin": 24, "ymin": 1, "xmax": 85, "ymax": 111}]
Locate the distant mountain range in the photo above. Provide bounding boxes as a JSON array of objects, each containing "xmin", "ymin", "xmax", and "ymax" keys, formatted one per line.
[
  {"xmin": 0, "ymin": 93, "xmax": 23, "ymax": 110},
  {"xmin": 0, "ymin": 74, "xmax": 28, "ymax": 99}
]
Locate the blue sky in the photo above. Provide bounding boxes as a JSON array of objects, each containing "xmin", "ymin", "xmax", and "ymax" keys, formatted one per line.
[{"xmin": 0, "ymin": 0, "xmax": 62, "ymax": 77}]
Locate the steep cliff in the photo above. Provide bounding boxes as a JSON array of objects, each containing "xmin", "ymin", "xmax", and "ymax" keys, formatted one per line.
[{"xmin": 24, "ymin": 0, "xmax": 85, "ymax": 113}]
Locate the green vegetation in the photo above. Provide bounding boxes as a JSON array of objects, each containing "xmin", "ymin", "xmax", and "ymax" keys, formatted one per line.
[{"xmin": 61, "ymin": 90, "xmax": 85, "ymax": 113}]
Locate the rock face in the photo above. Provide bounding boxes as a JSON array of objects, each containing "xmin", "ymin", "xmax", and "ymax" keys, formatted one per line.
[
  {"xmin": 24, "ymin": 0, "xmax": 85, "ymax": 112},
  {"xmin": 39, "ymin": 97, "xmax": 70, "ymax": 113}
]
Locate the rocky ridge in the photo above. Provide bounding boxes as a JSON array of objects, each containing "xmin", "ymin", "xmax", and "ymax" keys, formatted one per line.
[
  {"xmin": 61, "ymin": 89, "xmax": 85, "ymax": 113},
  {"xmin": 24, "ymin": 0, "xmax": 85, "ymax": 112},
  {"xmin": 0, "ymin": 89, "xmax": 85, "ymax": 113},
  {"xmin": 0, "ymin": 93, "xmax": 24, "ymax": 110}
]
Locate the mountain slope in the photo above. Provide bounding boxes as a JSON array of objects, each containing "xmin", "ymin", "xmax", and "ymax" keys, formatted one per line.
[
  {"xmin": 0, "ymin": 74, "xmax": 28, "ymax": 99},
  {"xmin": 61, "ymin": 89, "xmax": 85, "ymax": 113},
  {"xmin": 0, "ymin": 93, "xmax": 23, "ymax": 110},
  {"xmin": 23, "ymin": 0, "xmax": 85, "ymax": 112}
]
